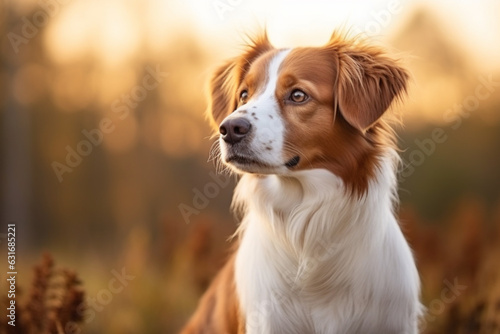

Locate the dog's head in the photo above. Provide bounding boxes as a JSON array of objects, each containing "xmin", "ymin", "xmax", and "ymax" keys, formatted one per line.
[{"xmin": 208, "ymin": 32, "xmax": 409, "ymax": 193}]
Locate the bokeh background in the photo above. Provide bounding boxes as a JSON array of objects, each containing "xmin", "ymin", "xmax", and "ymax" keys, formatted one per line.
[{"xmin": 1, "ymin": 0, "xmax": 500, "ymax": 333}]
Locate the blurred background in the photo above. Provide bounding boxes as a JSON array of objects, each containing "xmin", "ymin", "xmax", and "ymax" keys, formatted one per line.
[{"xmin": 0, "ymin": 0, "xmax": 499, "ymax": 333}]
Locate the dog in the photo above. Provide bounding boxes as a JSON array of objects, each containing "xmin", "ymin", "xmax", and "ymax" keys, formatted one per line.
[{"xmin": 181, "ymin": 32, "xmax": 422, "ymax": 334}]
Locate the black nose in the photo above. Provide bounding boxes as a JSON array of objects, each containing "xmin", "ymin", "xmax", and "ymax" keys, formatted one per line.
[{"xmin": 219, "ymin": 118, "xmax": 251, "ymax": 144}]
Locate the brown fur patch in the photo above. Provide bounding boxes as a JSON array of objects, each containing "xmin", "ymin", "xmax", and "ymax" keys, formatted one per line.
[
  {"xmin": 180, "ymin": 253, "xmax": 244, "ymax": 334},
  {"xmin": 275, "ymin": 36, "xmax": 407, "ymax": 195},
  {"xmin": 328, "ymin": 33, "xmax": 409, "ymax": 132}
]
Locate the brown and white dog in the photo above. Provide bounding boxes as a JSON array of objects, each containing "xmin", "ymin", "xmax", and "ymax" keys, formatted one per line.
[{"xmin": 181, "ymin": 32, "xmax": 422, "ymax": 334}]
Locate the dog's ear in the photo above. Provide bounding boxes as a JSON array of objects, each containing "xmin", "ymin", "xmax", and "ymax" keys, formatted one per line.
[
  {"xmin": 207, "ymin": 60, "xmax": 239, "ymax": 129},
  {"xmin": 330, "ymin": 35, "xmax": 409, "ymax": 132},
  {"xmin": 207, "ymin": 33, "xmax": 273, "ymax": 130}
]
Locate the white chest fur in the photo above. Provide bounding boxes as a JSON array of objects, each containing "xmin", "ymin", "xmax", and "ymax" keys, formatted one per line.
[{"xmin": 233, "ymin": 152, "xmax": 422, "ymax": 334}]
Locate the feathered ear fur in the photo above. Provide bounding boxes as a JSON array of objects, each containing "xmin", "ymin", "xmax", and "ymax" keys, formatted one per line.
[
  {"xmin": 206, "ymin": 33, "xmax": 273, "ymax": 131},
  {"xmin": 328, "ymin": 33, "xmax": 409, "ymax": 132}
]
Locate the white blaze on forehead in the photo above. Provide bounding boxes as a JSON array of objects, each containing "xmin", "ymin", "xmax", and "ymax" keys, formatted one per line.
[
  {"xmin": 261, "ymin": 49, "xmax": 291, "ymax": 98},
  {"xmin": 219, "ymin": 48, "xmax": 292, "ymax": 173},
  {"xmin": 245, "ymin": 49, "xmax": 291, "ymax": 168}
]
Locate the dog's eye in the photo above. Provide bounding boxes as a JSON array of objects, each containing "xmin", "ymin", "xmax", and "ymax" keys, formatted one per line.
[
  {"xmin": 239, "ymin": 90, "xmax": 249, "ymax": 104},
  {"xmin": 289, "ymin": 89, "xmax": 308, "ymax": 103}
]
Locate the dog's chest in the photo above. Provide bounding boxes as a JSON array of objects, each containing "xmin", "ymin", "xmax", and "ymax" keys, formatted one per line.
[
  {"xmin": 234, "ymin": 215, "xmax": 359, "ymax": 334},
  {"xmin": 231, "ymin": 171, "xmax": 419, "ymax": 334}
]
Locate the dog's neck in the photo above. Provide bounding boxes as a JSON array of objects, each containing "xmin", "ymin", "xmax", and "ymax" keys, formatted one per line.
[
  {"xmin": 233, "ymin": 149, "xmax": 399, "ymax": 244},
  {"xmin": 231, "ymin": 149, "xmax": 421, "ymax": 333},
  {"xmin": 232, "ymin": 150, "xmax": 399, "ymax": 294}
]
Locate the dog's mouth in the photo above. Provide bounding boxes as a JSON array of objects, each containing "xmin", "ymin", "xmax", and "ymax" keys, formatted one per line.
[
  {"xmin": 284, "ymin": 155, "xmax": 300, "ymax": 168},
  {"xmin": 224, "ymin": 154, "xmax": 301, "ymax": 172},
  {"xmin": 226, "ymin": 155, "xmax": 271, "ymax": 168}
]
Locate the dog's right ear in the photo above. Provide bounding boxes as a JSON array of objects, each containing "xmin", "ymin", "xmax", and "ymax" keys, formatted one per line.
[
  {"xmin": 207, "ymin": 60, "xmax": 239, "ymax": 130},
  {"xmin": 206, "ymin": 33, "xmax": 273, "ymax": 131}
]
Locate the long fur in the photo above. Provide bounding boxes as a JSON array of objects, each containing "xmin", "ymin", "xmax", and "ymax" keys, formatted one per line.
[
  {"xmin": 181, "ymin": 31, "xmax": 422, "ymax": 334},
  {"xmin": 233, "ymin": 151, "xmax": 422, "ymax": 333}
]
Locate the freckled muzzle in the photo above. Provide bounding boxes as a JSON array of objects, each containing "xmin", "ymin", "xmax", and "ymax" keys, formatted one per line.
[
  {"xmin": 217, "ymin": 110, "xmax": 300, "ymax": 173},
  {"xmin": 216, "ymin": 48, "xmax": 304, "ymax": 174},
  {"xmin": 219, "ymin": 124, "xmax": 300, "ymax": 173}
]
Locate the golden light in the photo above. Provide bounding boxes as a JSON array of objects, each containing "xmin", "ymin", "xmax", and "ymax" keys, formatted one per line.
[
  {"xmin": 40, "ymin": 0, "xmax": 500, "ymax": 128},
  {"xmin": 92, "ymin": 0, "xmax": 141, "ymax": 68},
  {"xmin": 52, "ymin": 67, "xmax": 97, "ymax": 112},
  {"xmin": 45, "ymin": 0, "xmax": 97, "ymax": 64},
  {"xmin": 45, "ymin": 0, "xmax": 140, "ymax": 67},
  {"xmin": 96, "ymin": 67, "xmax": 138, "ymax": 106}
]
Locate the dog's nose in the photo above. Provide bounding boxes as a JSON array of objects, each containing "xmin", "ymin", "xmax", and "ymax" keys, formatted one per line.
[{"xmin": 219, "ymin": 117, "xmax": 251, "ymax": 144}]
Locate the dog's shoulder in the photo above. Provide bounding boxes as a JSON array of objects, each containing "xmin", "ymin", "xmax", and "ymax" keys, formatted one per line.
[{"xmin": 180, "ymin": 252, "xmax": 245, "ymax": 334}]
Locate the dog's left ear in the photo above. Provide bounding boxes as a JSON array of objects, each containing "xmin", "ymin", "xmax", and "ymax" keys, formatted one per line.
[
  {"xmin": 207, "ymin": 59, "xmax": 239, "ymax": 129},
  {"xmin": 333, "ymin": 37, "xmax": 409, "ymax": 132},
  {"xmin": 207, "ymin": 33, "xmax": 273, "ymax": 131}
]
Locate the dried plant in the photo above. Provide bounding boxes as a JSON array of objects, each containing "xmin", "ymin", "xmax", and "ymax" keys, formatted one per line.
[{"xmin": 0, "ymin": 253, "xmax": 86, "ymax": 334}]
